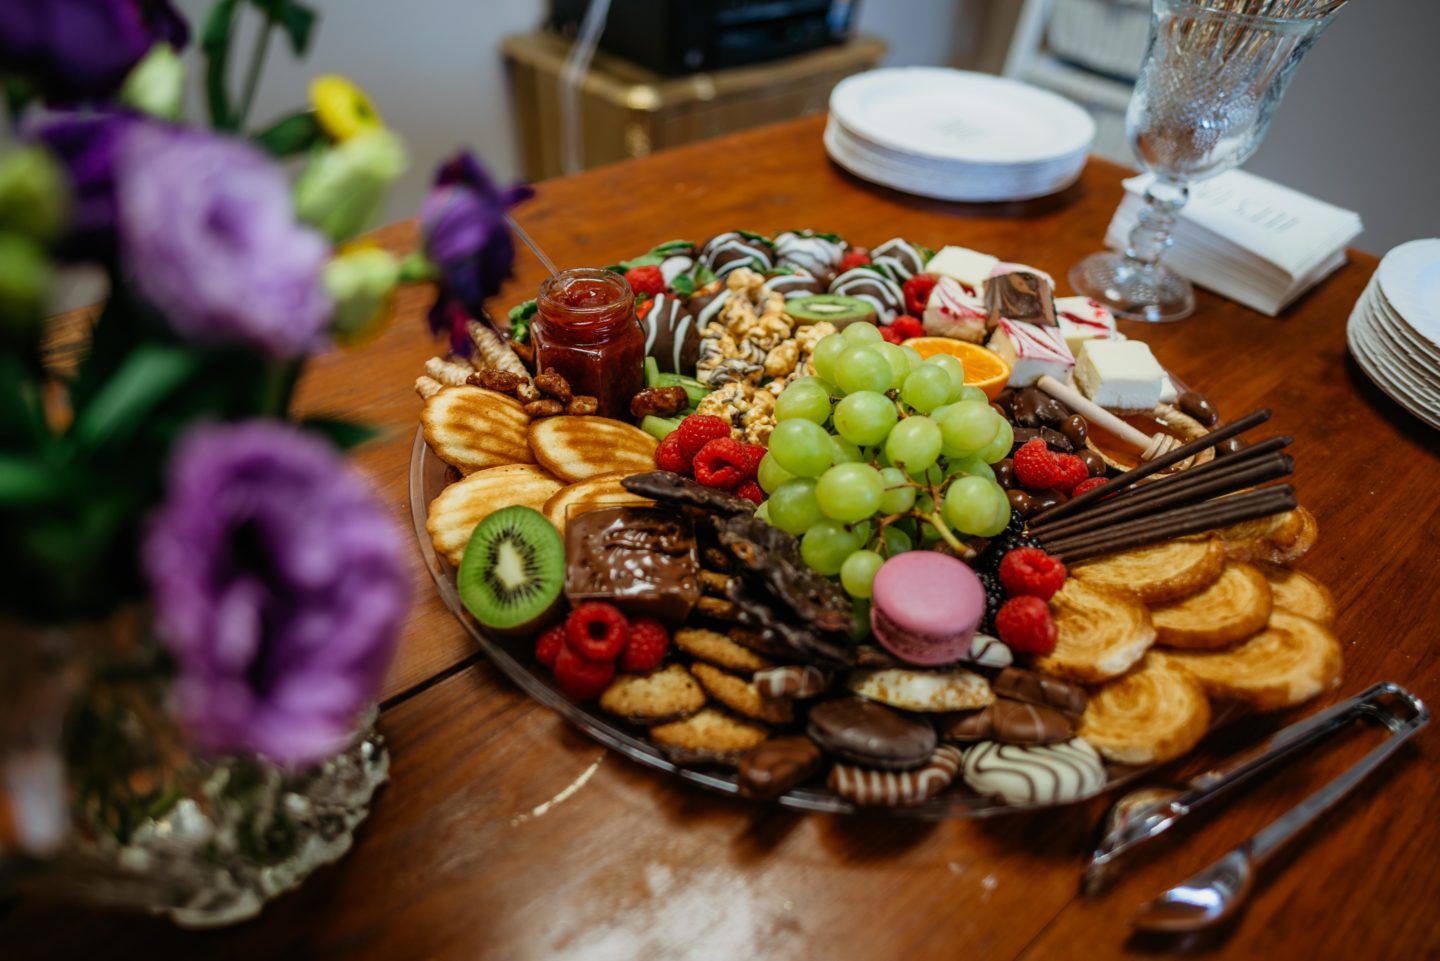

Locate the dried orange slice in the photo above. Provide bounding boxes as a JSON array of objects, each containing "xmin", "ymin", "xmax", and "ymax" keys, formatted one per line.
[{"xmin": 902, "ymin": 337, "xmax": 1011, "ymax": 399}]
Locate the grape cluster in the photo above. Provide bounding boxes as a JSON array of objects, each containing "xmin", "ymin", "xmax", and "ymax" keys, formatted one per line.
[{"xmin": 755, "ymin": 324, "xmax": 1015, "ymax": 599}]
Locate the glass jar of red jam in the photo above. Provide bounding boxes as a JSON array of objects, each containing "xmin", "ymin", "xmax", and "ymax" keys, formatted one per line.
[{"xmin": 532, "ymin": 268, "xmax": 645, "ymax": 420}]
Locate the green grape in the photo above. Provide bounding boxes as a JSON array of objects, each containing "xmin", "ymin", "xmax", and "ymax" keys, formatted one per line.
[
  {"xmin": 767, "ymin": 419, "xmax": 833, "ymax": 477},
  {"xmin": 849, "ymin": 597, "xmax": 872, "ymax": 641},
  {"xmin": 841, "ymin": 322, "xmax": 884, "ymax": 345},
  {"xmin": 900, "ymin": 364, "xmax": 952, "ymax": 413},
  {"xmin": 910, "ymin": 462, "xmax": 945, "ymax": 486},
  {"xmin": 851, "ymin": 520, "xmax": 874, "ymax": 544},
  {"xmin": 880, "ymin": 525, "xmax": 912, "ymax": 555},
  {"xmin": 840, "ymin": 549, "xmax": 885, "ymax": 599},
  {"xmin": 834, "ymin": 346, "xmax": 894, "ymax": 395},
  {"xmin": 943, "ymin": 475, "xmax": 1012, "ymax": 537},
  {"xmin": 811, "ymin": 334, "xmax": 848, "ymax": 382},
  {"xmin": 757, "ymin": 452, "xmax": 794, "ymax": 493},
  {"xmin": 939, "ymin": 400, "xmax": 1000, "ymax": 456},
  {"xmin": 958, "ymin": 385, "xmax": 990, "ymax": 405},
  {"xmin": 754, "ymin": 501, "xmax": 771, "ymax": 523},
  {"xmin": 878, "ymin": 466, "xmax": 916, "ymax": 514},
  {"xmin": 830, "ymin": 435, "xmax": 864, "ymax": 464},
  {"xmin": 815, "ymin": 463, "xmax": 884, "ymax": 522},
  {"xmin": 767, "ymin": 478, "xmax": 825, "ymax": 534},
  {"xmin": 945, "ymin": 454, "xmax": 996, "ymax": 482},
  {"xmin": 885, "ymin": 416, "xmax": 943, "ymax": 474},
  {"xmin": 801, "ymin": 520, "xmax": 862, "ymax": 576},
  {"xmin": 832, "ymin": 390, "xmax": 897, "ymax": 446},
  {"xmin": 874, "ymin": 342, "xmax": 911, "ymax": 389},
  {"xmin": 916, "ymin": 492, "xmax": 935, "ymax": 514},
  {"xmin": 774, "ymin": 380, "xmax": 832, "ymax": 424},
  {"xmin": 976, "ymin": 416, "xmax": 1015, "ymax": 464},
  {"xmin": 900, "ymin": 345, "xmax": 924, "ymax": 372},
  {"xmin": 926, "ymin": 354, "xmax": 967, "ymax": 400}
]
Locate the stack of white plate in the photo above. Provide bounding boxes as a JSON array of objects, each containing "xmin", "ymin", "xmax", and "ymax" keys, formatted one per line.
[
  {"xmin": 1347, "ymin": 239, "xmax": 1440, "ymax": 430},
  {"xmin": 825, "ymin": 67, "xmax": 1096, "ymax": 203}
]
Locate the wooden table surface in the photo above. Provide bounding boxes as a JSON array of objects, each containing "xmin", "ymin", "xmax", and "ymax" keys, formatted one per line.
[{"xmin": 4, "ymin": 115, "xmax": 1438, "ymax": 960}]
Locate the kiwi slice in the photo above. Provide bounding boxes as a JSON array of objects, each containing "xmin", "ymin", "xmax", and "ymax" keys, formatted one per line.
[
  {"xmin": 457, "ymin": 506, "xmax": 564, "ymax": 635},
  {"xmin": 786, "ymin": 294, "xmax": 877, "ymax": 329}
]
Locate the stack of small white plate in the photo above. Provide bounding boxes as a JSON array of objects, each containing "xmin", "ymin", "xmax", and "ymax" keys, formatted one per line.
[
  {"xmin": 1347, "ymin": 239, "xmax": 1440, "ymax": 430},
  {"xmin": 825, "ymin": 67, "xmax": 1096, "ymax": 203}
]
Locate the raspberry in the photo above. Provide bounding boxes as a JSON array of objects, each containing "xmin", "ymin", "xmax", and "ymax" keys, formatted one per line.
[
  {"xmin": 1072, "ymin": 476, "xmax": 1108, "ymax": 498},
  {"xmin": 1054, "ymin": 454, "xmax": 1089, "ymax": 495},
  {"xmin": 839, "ymin": 250, "xmax": 871, "ymax": 271},
  {"xmin": 1012, "ymin": 438, "xmax": 1063, "ymax": 490},
  {"xmin": 878, "ymin": 325, "xmax": 904, "ymax": 344},
  {"xmin": 740, "ymin": 443, "xmax": 767, "ymax": 480},
  {"xmin": 621, "ymin": 618, "xmax": 670, "ymax": 672},
  {"xmin": 655, "ymin": 432, "xmax": 690, "ymax": 474},
  {"xmin": 734, "ymin": 480, "xmax": 765, "ymax": 504},
  {"xmin": 999, "ymin": 546, "xmax": 1067, "ymax": 601},
  {"xmin": 554, "ymin": 644, "xmax": 615, "ymax": 700},
  {"xmin": 625, "ymin": 265, "xmax": 665, "ymax": 297},
  {"xmin": 535, "ymin": 624, "xmax": 567, "ymax": 669},
  {"xmin": 902, "ymin": 274, "xmax": 938, "ymax": 317},
  {"xmin": 890, "ymin": 314, "xmax": 925, "ymax": 341},
  {"xmin": 995, "ymin": 596, "xmax": 1058, "ymax": 655},
  {"xmin": 674, "ymin": 414, "xmax": 732, "ymax": 460},
  {"xmin": 565, "ymin": 602, "xmax": 629, "ymax": 660},
  {"xmin": 692, "ymin": 437, "xmax": 748, "ymax": 490}
]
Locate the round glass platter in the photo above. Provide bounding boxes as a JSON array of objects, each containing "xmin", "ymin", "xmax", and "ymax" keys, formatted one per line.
[{"xmin": 409, "ymin": 427, "xmax": 1229, "ymax": 818}]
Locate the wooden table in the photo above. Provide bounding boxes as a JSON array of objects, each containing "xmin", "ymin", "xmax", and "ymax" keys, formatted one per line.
[{"xmin": 4, "ymin": 115, "xmax": 1437, "ymax": 960}]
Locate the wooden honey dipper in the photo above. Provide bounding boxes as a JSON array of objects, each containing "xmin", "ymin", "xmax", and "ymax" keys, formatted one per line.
[{"xmin": 1035, "ymin": 375, "xmax": 1184, "ymax": 460}]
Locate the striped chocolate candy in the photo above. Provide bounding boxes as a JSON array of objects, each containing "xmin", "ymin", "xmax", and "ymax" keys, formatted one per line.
[{"xmin": 828, "ymin": 744, "xmax": 964, "ymax": 807}]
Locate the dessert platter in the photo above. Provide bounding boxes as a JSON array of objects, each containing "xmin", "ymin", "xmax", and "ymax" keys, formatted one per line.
[{"xmin": 409, "ymin": 230, "xmax": 1342, "ymax": 816}]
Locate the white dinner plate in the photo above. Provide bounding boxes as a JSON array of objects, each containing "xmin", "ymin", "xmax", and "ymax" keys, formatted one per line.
[{"xmin": 1377, "ymin": 239, "xmax": 1440, "ymax": 349}]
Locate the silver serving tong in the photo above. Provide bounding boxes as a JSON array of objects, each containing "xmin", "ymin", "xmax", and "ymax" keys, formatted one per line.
[{"xmin": 1085, "ymin": 682, "xmax": 1429, "ymax": 907}]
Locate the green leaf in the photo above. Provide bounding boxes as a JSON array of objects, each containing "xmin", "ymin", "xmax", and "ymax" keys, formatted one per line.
[
  {"xmin": 648, "ymin": 240, "xmax": 696, "ymax": 257},
  {"xmin": 253, "ymin": 110, "xmax": 321, "ymax": 157},
  {"xmin": 736, "ymin": 229, "xmax": 775, "ymax": 249},
  {"xmin": 202, "ymin": 0, "xmax": 241, "ymax": 130},
  {"xmin": 70, "ymin": 344, "xmax": 204, "ymax": 449},
  {"xmin": 253, "ymin": 0, "xmax": 317, "ymax": 55},
  {"xmin": 299, "ymin": 416, "xmax": 383, "ymax": 451},
  {"xmin": 3, "ymin": 76, "xmax": 34, "ymax": 126},
  {"xmin": 0, "ymin": 454, "xmax": 57, "ymax": 505},
  {"xmin": 614, "ymin": 253, "xmax": 662, "ymax": 272}
]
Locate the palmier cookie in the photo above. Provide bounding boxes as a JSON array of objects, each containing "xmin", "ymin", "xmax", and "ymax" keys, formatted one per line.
[
  {"xmin": 940, "ymin": 700, "xmax": 1073, "ymax": 746},
  {"xmin": 961, "ymin": 739, "xmax": 1106, "ymax": 806},
  {"xmin": 845, "ymin": 668, "xmax": 994, "ymax": 713},
  {"xmin": 1038, "ymin": 578, "xmax": 1156, "ymax": 683},
  {"xmin": 754, "ymin": 665, "xmax": 831, "ymax": 700},
  {"xmin": 691, "ymin": 662, "xmax": 793, "ymax": 724},
  {"xmin": 807, "ymin": 697, "xmax": 937, "ymax": 771},
  {"xmin": 829, "ymin": 744, "xmax": 964, "ymax": 808},
  {"xmin": 650, "ymin": 708, "xmax": 769, "ymax": 765},
  {"xmin": 1257, "ymin": 564, "xmax": 1335, "ymax": 625},
  {"xmin": 1162, "ymin": 611, "xmax": 1341, "ymax": 711},
  {"xmin": 1078, "ymin": 655, "xmax": 1210, "ymax": 765},
  {"xmin": 737, "ymin": 736, "xmax": 824, "ymax": 800},
  {"xmin": 598, "ymin": 664, "xmax": 706, "ymax": 724},
  {"xmin": 674, "ymin": 627, "xmax": 774, "ymax": 675},
  {"xmin": 992, "ymin": 667, "xmax": 1088, "ymax": 717}
]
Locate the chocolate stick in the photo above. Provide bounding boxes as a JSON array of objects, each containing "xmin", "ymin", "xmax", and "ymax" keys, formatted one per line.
[
  {"xmin": 1041, "ymin": 486, "xmax": 1296, "ymax": 561},
  {"xmin": 1031, "ymin": 454, "xmax": 1294, "ymax": 540},
  {"xmin": 1030, "ymin": 408, "xmax": 1273, "ymax": 525},
  {"xmin": 1073, "ymin": 435, "xmax": 1292, "ymax": 510}
]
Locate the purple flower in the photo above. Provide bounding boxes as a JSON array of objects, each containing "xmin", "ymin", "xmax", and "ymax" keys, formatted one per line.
[
  {"xmin": 115, "ymin": 121, "xmax": 334, "ymax": 357},
  {"xmin": 420, "ymin": 150, "xmax": 531, "ymax": 355},
  {"xmin": 28, "ymin": 112, "xmax": 129, "ymax": 261},
  {"xmin": 0, "ymin": 0, "xmax": 189, "ymax": 103},
  {"xmin": 143, "ymin": 421, "xmax": 409, "ymax": 767}
]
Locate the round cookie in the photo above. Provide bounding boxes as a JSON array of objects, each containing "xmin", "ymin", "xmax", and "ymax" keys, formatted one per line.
[
  {"xmin": 674, "ymin": 627, "xmax": 774, "ymax": 675},
  {"xmin": 829, "ymin": 267, "xmax": 906, "ymax": 324},
  {"xmin": 939, "ymin": 699, "xmax": 1075, "ymax": 746},
  {"xmin": 701, "ymin": 231, "xmax": 774, "ymax": 278},
  {"xmin": 961, "ymin": 738, "xmax": 1107, "ymax": 806},
  {"xmin": 598, "ymin": 664, "xmax": 707, "ymax": 724},
  {"xmin": 692, "ymin": 662, "xmax": 793, "ymax": 724},
  {"xmin": 807, "ymin": 697, "xmax": 937, "ymax": 771},
  {"xmin": 641, "ymin": 293, "xmax": 701, "ymax": 375},
  {"xmin": 844, "ymin": 667, "xmax": 994, "ymax": 713},
  {"xmin": 828, "ymin": 744, "xmax": 963, "ymax": 808},
  {"xmin": 650, "ymin": 708, "xmax": 769, "ymax": 765},
  {"xmin": 1078, "ymin": 654, "xmax": 1210, "ymax": 765}
]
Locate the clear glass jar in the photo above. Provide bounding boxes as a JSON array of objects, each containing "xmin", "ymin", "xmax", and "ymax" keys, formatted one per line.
[{"xmin": 532, "ymin": 268, "xmax": 646, "ymax": 419}]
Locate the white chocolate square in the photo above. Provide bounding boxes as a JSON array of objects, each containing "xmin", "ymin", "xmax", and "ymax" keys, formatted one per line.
[
  {"xmin": 1054, "ymin": 296, "xmax": 1118, "ymax": 355},
  {"xmin": 1074, "ymin": 340, "xmax": 1167, "ymax": 411},
  {"xmin": 924, "ymin": 246, "xmax": 999, "ymax": 293}
]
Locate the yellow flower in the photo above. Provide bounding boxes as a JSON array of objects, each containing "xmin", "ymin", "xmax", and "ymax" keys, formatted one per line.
[
  {"xmin": 325, "ymin": 243, "xmax": 400, "ymax": 345},
  {"xmin": 309, "ymin": 75, "xmax": 384, "ymax": 142}
]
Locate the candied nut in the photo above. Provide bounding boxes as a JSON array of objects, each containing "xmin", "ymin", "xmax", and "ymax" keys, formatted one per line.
[
  {"xmin": 630, "ymin": 385, "xmax": 688, "ymax": 419},
  {"xmin": 467, "ymin": 368, "xmax": 524, "ymax": 394},
  {"xmin": 533, "ymin": 371, "xmax": 574, "ymax": 404},
  {"xmin": 523, "ymin": 399, "xmax": 565, "ymax": 417},
  {"xmin": 515, "ymin": 381, "xmax": 542, "ymax": 403},
  {"xmin": 566, "ymin": 395, "xmax": 599, "ymax": 416}
]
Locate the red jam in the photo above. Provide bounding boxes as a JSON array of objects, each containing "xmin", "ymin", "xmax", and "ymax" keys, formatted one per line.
[{"xmin": 532, "ymin": 269, "xmax": 645, "ymax": 420}]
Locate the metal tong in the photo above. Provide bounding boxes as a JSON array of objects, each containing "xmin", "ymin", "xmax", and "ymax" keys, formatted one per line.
[{"xmin": 1084, "ymin": 682, "xmax": 1429, "ymax": 930}]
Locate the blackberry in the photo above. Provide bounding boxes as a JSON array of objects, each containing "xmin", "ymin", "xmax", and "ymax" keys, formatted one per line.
[
  {"xmin": 975, "ymin": 530, "xmax": 1043, "ymax": 575},
  {"xmin": 976, "ymin": 569, "xmax": 1005, "ymax": 634}
]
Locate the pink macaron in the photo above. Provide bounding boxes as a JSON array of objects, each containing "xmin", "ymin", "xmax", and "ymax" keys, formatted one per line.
[{"xmin": 869, "ymin": 551, "xmax": 985, "ymax": 666}]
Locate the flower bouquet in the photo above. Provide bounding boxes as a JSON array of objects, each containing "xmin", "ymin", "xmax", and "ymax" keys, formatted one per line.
[{"xmin": 0, "ymin": 0, "xmax": 527, "ymax": 926}]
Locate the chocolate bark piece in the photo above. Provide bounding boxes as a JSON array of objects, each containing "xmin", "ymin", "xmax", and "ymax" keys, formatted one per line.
[
  {"xmin": 564, "ymin": 506, "xmax": 700, "ymax": 624},
  {"xmin": 737, "ymin": 736, "xmax": 825, "ymax": 800},
  {"xmin": 641, "ymin": 293, "xmax": 701, "ymax": 375},
  {"xmin": 754, "ymin": 665, "xmax": 831, "ymax": 700},
  {"xmin": 807, "ymin": 697, "xmax": 938, "ymax": 771},
  {"xmin": 989, "ymin": 698, "xmax": 1074, "ymax": 745},
  {"xmin": 993, "ymin": 667, "xmax": 1088, "ymax": 717},
  {"xmin": 622, "ymin": 471, "xmax": 756, "ymax": 518},
  {"xmin": 726, "ymin": 580, "xmax": 855, "ymax": 669},
  {"xmin": 710, "ymin": 513, "xmax": 854, "ymax": 634},
  {"xmin": 828, "ymin": 744, "xmax": 963, "ymax": 807},
  {"xmin": 986, "ymin": 270, "xmax": 1057, "ymax": 328}
]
